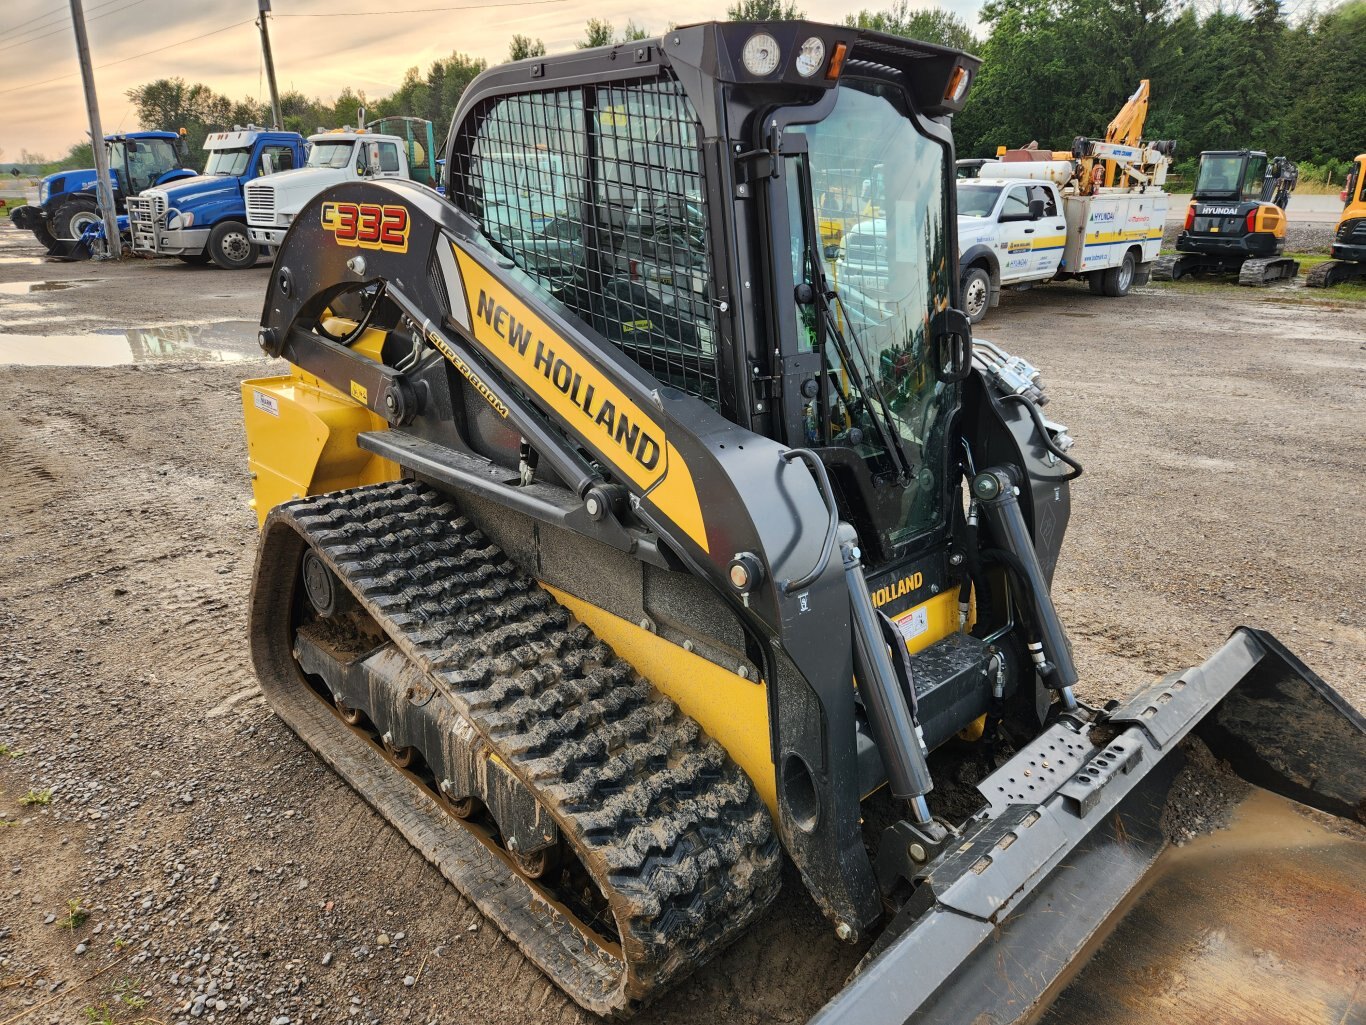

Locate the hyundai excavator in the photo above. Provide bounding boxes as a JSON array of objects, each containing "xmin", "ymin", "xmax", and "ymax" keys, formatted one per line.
[
  {"xmin": 1153, "ymin": 149, "xmax": 1300, "ymax": 285},
  {"xmin": 1307, "ymin": 152, "xmax": 1366, "ymax": 287},
  {"xmin": 240, "ymin": 22, "xmax": 1365, "ymax": 1023}
]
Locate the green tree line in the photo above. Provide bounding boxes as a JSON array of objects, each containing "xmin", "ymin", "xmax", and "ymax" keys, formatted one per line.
[
  {"xmin": 955, "ymin": 0, "xmax": 1365, "ymax": 180},
  {"xmin": 32, "ymin": 0, "xmax": 1364, "ymax": 182}
]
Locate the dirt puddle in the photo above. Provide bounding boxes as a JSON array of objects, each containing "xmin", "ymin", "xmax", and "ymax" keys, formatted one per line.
[
  {"xmin": 0, "ymin": 279, "xmax": 86, "ymax": 295},
  {"xmin": 1036, "ymin": 788, "xmax": 1366, "ymax": 1025},
  {"xmin": 0, "ymin": 320, "xmax": 263, "ymax": 366}
]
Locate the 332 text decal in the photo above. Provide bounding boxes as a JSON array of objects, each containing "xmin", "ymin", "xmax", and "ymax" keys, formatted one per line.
[{"xmin": 320, "ymin": 202, "xmax": 410, "ymax": 253}]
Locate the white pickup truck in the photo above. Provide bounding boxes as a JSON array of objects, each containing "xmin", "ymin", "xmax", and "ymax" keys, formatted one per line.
[
  {"xmin": 952, "ymin": 161, "xmax": 1167, "ymax": 322},
  {"xmin": 244, "ymin": 130, "xmax": 413, "ymax": 248}
]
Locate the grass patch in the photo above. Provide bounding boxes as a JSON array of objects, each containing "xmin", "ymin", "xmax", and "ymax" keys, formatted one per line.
[
  {"xmin": 61, "ymin": 898, "xmax": 89, "ymax": 930},
  {"xmin": 114, "ymin": 978, "xmax": 149, "ymax": 1011},
  {"xmin": 0, "ymin": 742, "xmax": 25, "ymax": 758},
  {"xmin": 1148, "ymin": 250, "xmax": 1366, "ymax": 303},
  {"xmin": 19, "ymin": 788, "xmax": 51, "ymax": 806}
]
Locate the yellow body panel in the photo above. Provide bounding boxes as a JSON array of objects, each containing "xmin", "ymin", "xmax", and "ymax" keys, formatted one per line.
[
  {"xmin": 1254, "ymin": 204, "xmax": 1287, "ymax": 237},
  {"xmin": 1335, "ymin": 154, "xmax": 1366, "ymax": 234},
  {"xmin": 543, "ymin": 584, "xmax": 778, "ymax": 816},
  {"xmin": 453, "ymin": 246, "xmax": 710, "ymax": 553},
  {"xmin": 241, "ymin": 365, "xmax": 400, "ymax": 526},
  {"xmin": 891, "ymin": 589, "xmax": 964, "ymax": 655}
]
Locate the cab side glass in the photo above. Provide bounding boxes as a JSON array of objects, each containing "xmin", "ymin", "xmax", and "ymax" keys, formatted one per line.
[{"xmin": 999, "ymin": 187, "xmax": 1031, "ymax": 221}]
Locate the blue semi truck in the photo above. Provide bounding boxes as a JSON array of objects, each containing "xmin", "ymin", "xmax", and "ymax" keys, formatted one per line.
[
  {"xmin": 126, "ymin": 127, "xmax": 308, "ymax": 269},
  {"xmin": 8, "ymin": 130, "xmax": 196, "ymax": 254}
]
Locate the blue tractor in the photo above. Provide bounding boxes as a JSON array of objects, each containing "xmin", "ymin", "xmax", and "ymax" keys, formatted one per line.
[
  {"xmin": 8, "ymin": 130, "xmax": 196, "ymax": 254},
  {"xmin": 126, "ymin": 127, "xmax": 308, "ymax": 268}
]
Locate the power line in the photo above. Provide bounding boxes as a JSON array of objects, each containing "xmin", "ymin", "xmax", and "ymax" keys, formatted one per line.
[
  {"xmin": 0, "ymin": 0, "xmax": 133, "ymax": 44},
  {"xmin": 0, "ymin": 0, "xmax": 152, "ymax": 56},
  {"xmin": 0, "ymin": 17, "xmax": 253, "ymax": 97},
  {"xmin": 274, "ymin": 0, "xmax": 566, "ymax": 16}
]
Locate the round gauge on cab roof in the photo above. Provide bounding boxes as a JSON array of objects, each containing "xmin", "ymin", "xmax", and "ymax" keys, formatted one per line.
[
  {"xmin": 795, "ymin": 37, "xmax": 825, "ymax": 77},
  {"xmin": 742, "ymin": 32, "xmax": 781, "ymax": 76}
]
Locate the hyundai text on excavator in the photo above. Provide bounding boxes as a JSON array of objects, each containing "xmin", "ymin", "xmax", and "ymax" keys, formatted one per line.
[
  {"xmin": 1154, "ymin": 149, "xmax": 1300, "ymax": 285},
  {"xmin": 1307, "ymin": 152, "xmax": 1366, "ymax": 287},
  {"xmin": 239, "ymin": 23, "xmax": 1365, "ymax": 1024}
]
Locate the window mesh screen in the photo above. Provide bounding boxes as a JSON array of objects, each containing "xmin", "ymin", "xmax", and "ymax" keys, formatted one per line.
[{"xmin": 450, "ymin": 75, "xmax": 720, "ymax": 405}]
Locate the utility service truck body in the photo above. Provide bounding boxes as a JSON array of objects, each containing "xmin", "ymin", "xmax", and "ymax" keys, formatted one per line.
[
  {"xmin": 245, "ymin": 130, "xmax": 418, "ymax": 249},
  {"xmin": 127, "ymin": 128, "xmax": 308, "ymax": 269},
  {"xmin": 953, "ymin": 164, "xmax": 1167, "ymax": 322}
]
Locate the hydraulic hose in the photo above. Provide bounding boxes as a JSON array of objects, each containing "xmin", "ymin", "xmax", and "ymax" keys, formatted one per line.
[{"xmin": 998, "ymin": 393, "xmax": 1084, "ymax": 481}]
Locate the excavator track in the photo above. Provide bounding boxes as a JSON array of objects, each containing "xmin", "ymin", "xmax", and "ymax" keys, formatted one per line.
[
  {"xmin": 248, "ymin": 480, "xmax": 781, "ymax": 1016},
  {"xmin": 1237, "ymin": 256, "xmax": 1299, "ymax": 286},
  {"xmin": 1305, "ymin": 258, "xmax": 1365, "ymax": 288},
  {"xmin": 1150, "ymin": 254, "xmax": 1182, "ymax": 281}
]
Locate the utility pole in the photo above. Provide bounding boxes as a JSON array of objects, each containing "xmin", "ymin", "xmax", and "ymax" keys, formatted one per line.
[
  {"xmin": 69, "ymin": 0, "xmax": 120, "ymax": 259},
  {"xmin": 257, "ymin": 0, "xmax": 283, "ymax": 130}
]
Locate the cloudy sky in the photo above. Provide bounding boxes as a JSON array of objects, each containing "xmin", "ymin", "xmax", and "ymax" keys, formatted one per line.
[{"xmin": 0, "ymin": 0, "xmax": 981, "ymax": 159}]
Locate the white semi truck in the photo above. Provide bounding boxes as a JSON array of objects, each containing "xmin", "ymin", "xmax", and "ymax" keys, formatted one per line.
[{"xmin": 245, "ymin": 120, "xmax": 435, "ymax": 249}]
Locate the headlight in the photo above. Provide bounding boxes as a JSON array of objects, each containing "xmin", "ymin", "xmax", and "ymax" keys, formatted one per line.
[
  {"xmin": 167, "ymin": 210, "xmax": 194, "ymax": 229},
  {"xmin": 39, "ymin": 180, "xmax": 50, "ymax": 203},
  {"xmin": 795, "ymin": 37, "xmax": 825, "ymax": 78},
  {"xmin": 741, "ymin": 32, "xmax": 781, "ymax": 77}
]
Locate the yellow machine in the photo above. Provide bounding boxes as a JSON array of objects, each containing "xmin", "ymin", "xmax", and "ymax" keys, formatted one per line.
[
  {"xmin": 1307, "ymin": 152, "xmax": 1366, "ymax": 287},
  {"xmin": 1154, "ymin": 149, "xmax": 1300, "ymax": 285},
  {"xmin": 239, "ymin": 22, "xmax": 1366, "ymax": 1024}
]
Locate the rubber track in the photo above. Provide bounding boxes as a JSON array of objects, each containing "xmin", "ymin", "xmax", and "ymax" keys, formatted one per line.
[
  {"xmin": 1238, "ymin": 256, "xmax": 1298, "ymax": 286},
  {"xmin": 252, "ymin": 480, "xmax": 781, "ymax": 1016}
]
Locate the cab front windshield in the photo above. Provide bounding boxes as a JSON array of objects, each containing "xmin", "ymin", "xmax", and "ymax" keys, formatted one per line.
[
  {"xmin": 786, "ymin": 78, "xmax": 954, "ymax": 545},
  {"xmin": 205, "ymin": 147, "xmax": 252, "ymax": 176},
  {"xmin": 1196, "ymin": 154, "xmax": 1264, "ymax": 200},
  {"xmin": 956, "ymin": 183, "xmax": 1001, "ymax": 218},
  {"xmin": 307, "ymin": 142, "xmax": 356, "ymax": 169}
]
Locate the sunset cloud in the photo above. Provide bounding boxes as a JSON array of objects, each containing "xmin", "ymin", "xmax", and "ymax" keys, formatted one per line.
[{"xmin": 0, "ymin": 0, "xmax": 981, "ymax": 158}]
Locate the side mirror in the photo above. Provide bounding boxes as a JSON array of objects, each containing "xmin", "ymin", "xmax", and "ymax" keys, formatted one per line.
[
  {"xmin": 261, "ymin": 153, "xmax": 275, "ymax": 176},
  {"xmin": 367, "ymin": 142, "xmax": 381, "ymax": 175},
  {"xmin": 931, "ymin": 307, "xmax": 973, "ymax": 383},
  {"xmin": 1029, "ymin": 198, "xmax": 1046, "ymax": 220}
]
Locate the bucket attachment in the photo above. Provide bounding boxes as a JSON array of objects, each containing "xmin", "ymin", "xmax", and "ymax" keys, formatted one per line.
[{"xmin": 810, "ymin": 627, "xmax": 1365, "ymax": 1025}]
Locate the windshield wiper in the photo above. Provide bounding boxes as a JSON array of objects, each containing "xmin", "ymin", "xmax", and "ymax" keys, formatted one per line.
[{"xmin": 815, "ymin": 286, "xmax": 915, "ymax": 483}]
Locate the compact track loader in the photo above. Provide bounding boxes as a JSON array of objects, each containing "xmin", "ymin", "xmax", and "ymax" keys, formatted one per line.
[
  {"xmin": 1153, "ymin": 149, "xmax": 1300, "ymax": 285},
  {"xmin": 241, "ymin": 22, "xmax": 1366, "ymax": 1023},
  {"xmin": 1306, "ymin": 152, "xmax": 1366, "ymax": 287}
]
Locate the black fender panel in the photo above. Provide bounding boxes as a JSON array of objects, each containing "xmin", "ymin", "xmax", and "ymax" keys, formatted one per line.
[{"xmin": 958, "ymin": 243, "xmax": 1001, "ymax": 306}]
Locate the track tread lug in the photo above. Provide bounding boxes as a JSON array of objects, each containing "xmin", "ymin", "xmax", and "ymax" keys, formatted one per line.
[{"xmin": 256, "ymin": 481, "xmax": 781, "ymax": 1015}]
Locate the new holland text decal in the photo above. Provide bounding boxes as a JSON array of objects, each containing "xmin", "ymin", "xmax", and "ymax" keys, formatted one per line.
[
  {"xmin": 872, "ymin": 571, "xmax": 924, "ymax": 608},
  {"xmin": 320, "ymin": 201, "xmax": 410, "ymax": 253},
  {"xmin": 451, "ymin": 245, "xmax": 709, "ymax": 553}
]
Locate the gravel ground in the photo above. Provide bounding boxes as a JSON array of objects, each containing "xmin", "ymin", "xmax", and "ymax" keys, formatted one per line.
[{"xmin": 0, "ymin": 223, "xmax": 1362, "ymax": 1025}]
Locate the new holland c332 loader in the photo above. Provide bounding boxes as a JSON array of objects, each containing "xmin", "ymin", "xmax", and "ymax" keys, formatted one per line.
[{"xmin": 239, "ymin": 22, "xmax": 1365, "ymax": 1024}]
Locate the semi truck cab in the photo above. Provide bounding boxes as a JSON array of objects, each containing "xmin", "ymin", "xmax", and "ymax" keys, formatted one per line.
[
  {"xmin": 245, "ymin": 131, "xmax": 412, "ymax": 249},
  {"xmin": 126, "ymin": 128, "xmax": 308, "ymax": 269}
]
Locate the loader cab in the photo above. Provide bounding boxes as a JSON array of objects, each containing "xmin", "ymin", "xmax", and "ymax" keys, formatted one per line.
[{"xmin": 447, "ymin": 23, "xmax": 977, "ymax": 574}]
